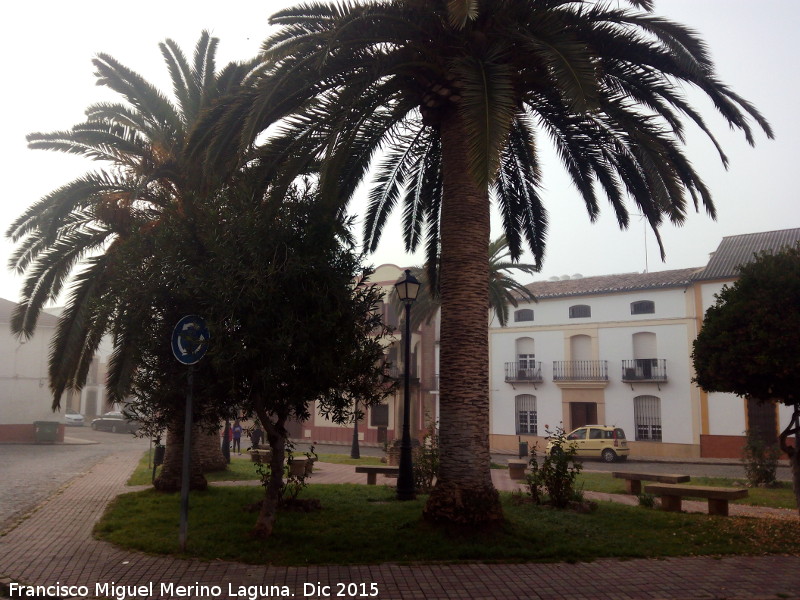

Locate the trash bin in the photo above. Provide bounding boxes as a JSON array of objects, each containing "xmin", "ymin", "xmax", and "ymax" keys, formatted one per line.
[
  {"xmin": 34, "ymin": 421, "xmax": 59, "ymax": 443},
  {"xmin": 518, "ymin": 441, "xmax": 529, "ymax": 458},
  {"xmin": 153, "ymin": 444, "xmax": 166, "ymax": 467}
]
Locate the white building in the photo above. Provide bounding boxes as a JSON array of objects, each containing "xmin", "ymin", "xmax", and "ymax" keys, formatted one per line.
[
  {"xmin": 0, "ymin": 299, "xmax": 66, "ymax": 442},
  {"xmin": 489, "ymin": 228, "xmax": 800, "ymax": 459}
]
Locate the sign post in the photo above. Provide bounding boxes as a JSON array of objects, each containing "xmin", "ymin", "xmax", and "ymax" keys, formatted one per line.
[{"xmin": 171, "ymin": 315, "xmax": 209, "ymax": 552}]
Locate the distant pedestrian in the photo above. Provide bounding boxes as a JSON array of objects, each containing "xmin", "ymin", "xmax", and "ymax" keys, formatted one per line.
[
  {"xmin": 250, "ymin": 424, "xmax": 263, "ymax": 449},
  {"xmin": 232, "ymin": 419, "xmax": 243, "ymax": 454}
]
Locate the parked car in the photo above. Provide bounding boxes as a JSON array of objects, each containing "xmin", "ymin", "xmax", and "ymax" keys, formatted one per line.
[
  {"xmin": 90, "ymin": 411, "xmax": 138, "ymax": 433},
  {"xmin": 64, "ymin": 409, "xmax": 85, "ymax": 427},
  {"xmin": 547, "ymin": 425, "xmax": 629, "ymax": 463}
]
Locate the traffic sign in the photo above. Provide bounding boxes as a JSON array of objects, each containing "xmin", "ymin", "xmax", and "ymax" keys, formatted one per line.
[{"xmin": 171, "ymin": 315, "xmax": 210, "ymax": 365}]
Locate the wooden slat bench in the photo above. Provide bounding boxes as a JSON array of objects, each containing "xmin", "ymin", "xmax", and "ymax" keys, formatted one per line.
[
  {"xmin": 612, "ymin": 471, "xmax": 690, "ymax": 495},
  {"xmin": 355, "ymin": 465, "xmax": 400, "ymax": 485},
  {"xmin": 507, "ymin": 459, "xmax": 529, "ymax": 480},
  {"xmin": 644, "ymin": 483, "xmax": 748, "ymax": 516}
]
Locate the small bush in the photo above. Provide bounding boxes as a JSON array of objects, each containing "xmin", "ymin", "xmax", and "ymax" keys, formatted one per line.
[
  {"xmin": 413, "ymin": 421, "xmax": 439, "ymax": 493},
  {"xmin": 637, "ymin": 492, "xmax": 656, "ymax": 509},
  {"xmin": 741, "ymin": 429, "xmax": 781, "ymax": 487},
  {"xmin": 525, "ymin": 425, "xmax": 583, "ymax": 508}
]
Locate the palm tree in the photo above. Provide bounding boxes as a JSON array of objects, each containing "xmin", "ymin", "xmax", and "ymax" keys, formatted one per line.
[
  {"xmin": 6, "ymin": 32, "xmax": 259, "ymax": 491},
  {"xmin": 393, "ymin": 235, "xmax": 538, "ymax": 331},
  {"xmin": 201, "ymin": 0, "xmax": 772, "ymax": 524}
]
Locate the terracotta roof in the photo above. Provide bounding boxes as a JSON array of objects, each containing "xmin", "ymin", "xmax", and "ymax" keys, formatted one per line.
[
  {"xmin": 692, "ymin": 228, "xmax": 800, "ymax": 281},
  {"xmin": 521, "ymin": 267, "xmax": 702, "ymax": 299}
]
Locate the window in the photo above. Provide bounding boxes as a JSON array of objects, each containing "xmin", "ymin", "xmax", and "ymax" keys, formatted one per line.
[
  {"xmin": 633, "ymin": 395, "xmax": 662, "ymax": 441},
  {"xmin": 515, "ymin": 394, "xmax": 537, "ymax": 435},
  {"xmin": 569, "ymin": 304, "xmax": 591, "ymax": 318},
  {"xmin": 631, "ymin": 300, "xmax": 655, "ymax": 315},
  {"xmin": 370, "ymin": 404, "xmax": 389, "ymax": 427},
  {"xmin": 514, "ymin": 309, "xmax": 534, "ymax": 322}
]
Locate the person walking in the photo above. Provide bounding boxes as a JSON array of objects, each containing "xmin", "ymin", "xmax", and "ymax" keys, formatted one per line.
[
  {"xmin": 232, "ymin": 419, "xmax": 243, "ymax": 455},
  {"xmin": 250, "ymin": 423, "xmax": 263, "ymax": 450}
]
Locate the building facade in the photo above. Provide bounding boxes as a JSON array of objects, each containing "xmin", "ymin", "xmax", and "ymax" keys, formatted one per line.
[{"xmin": 489, "ymin": 228, "xmax": 799, "ymax": 459}]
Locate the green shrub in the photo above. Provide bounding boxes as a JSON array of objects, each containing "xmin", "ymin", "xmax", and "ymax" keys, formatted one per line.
[
  {"xmin": 525, "ymin": 425, "xmax": 582, "ymax": 508},
  {"xmin": 413, "ymin": 421, "xmax": 439, "ymax": 493}
]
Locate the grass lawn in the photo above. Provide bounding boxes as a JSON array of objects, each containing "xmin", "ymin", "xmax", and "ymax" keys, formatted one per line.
[
  {"xmin": 128, "ymin": 452, "xmax": 384, "ymax": 486},
  {"xmin": 576, "ymin": 471, "xmax": 797, "ymax": 510},
  {"xmin": 95, "ymin": 483, "xmax": 800, "ymax": 565}
]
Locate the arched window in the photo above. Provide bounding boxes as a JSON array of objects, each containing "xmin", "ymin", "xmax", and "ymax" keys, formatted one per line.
[
  {"xmin": 633, "ymin": 395, "xmax": 662, "ymax": 441},
  {"xmin": 569, "ymin": 304, "xmax": 591, "ymax": 318},
  {"xmin": 514, "ymin": 308, "xmax": 534, "ymax": 322},
  {"xmin": 631, "ymin": 300, "xmax": 655, "ymax": 315},
  {"xmin": 515, "ymin": 394, "xmax": 537, "ymax": 435}
]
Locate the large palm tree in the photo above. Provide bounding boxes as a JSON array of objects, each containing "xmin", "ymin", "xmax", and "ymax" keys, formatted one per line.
[
  {"xmin": 7, "ymin": 32, "xmax": 259, "ymax": 490},
  {"xmin": 200, "ymin": 0, "xmax": 772, "ymax": 524},
  {"xmin": 393, "ymin": 235, "xmax": 538, "ymax": 331}
]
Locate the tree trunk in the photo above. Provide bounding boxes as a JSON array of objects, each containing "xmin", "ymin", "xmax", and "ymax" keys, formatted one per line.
[
  {"xmin": 252, "ymin": 410, "xmax": 286, "ymax": 538},
  {"xmin": 423, "ymin": 112, "xmax": 503, "ymax": 525},
  {"xmin": 153, "ymin": 413, "xmax": 208, "ymax": 492},
  {"xmin": 779, "ymin": 403, "xmax": 800, "ymax": 516},
  {"xmin": 197, "ymin": 424, "xmax": 227, "ymax": 472}
]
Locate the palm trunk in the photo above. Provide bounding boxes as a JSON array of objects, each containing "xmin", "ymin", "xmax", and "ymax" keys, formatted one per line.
[
  {"xmin": 198, "ymin": 425, "xmax": 227, "ymax": 472},
  {"xmin": 153, "ymin": 412, "xmax": 208, "ymax": 492},
  {"xmin": 423, "ymin": 113, "xmax": 503, "ymax": 524}
]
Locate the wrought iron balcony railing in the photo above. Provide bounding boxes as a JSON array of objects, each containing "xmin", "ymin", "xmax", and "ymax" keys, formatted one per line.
[
  {"xmin": 553, "ymin": 360, "xmax": 608, "ymax": 381},
  {"xmin": 622, "ymin": 359, "xmax": 667, "ymax": 382},
  {"xmin": 504, "ymin": 362, "xmax": 543, "ymax": 383}
]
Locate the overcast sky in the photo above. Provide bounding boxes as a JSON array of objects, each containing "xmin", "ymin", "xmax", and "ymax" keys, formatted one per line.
[{"xmin": 1, "ymin": 0, "xmax": 797, "ymax": 303}]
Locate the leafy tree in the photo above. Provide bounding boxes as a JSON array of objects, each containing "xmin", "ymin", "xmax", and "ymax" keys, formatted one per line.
[
  {"xmin": 181, "ymin": 180, "xmax": 395, "ymax": 537},
  {"xmin": 692, "ymin": 245, "xmax": 800, "ymax": 514},
  {"xmin": 6, "ymin": 32, "xmax": 259, "ymax": 490},
  {"xmin": 198, "ymin": 0, "xmax": 771, "ymax": 525}
]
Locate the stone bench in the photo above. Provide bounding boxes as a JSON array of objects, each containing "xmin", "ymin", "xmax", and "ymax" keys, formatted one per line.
[
  {"xmin": 355, "ymin": 465, "xmax": 400, "ymax": 485},
  {"xmin": 507, "ymin": 459, "xmax": 529, "ymax": 480},
  {"xmin": 289, "ymin": 457, "xmax": 315, "ymax": 477},
  {"xmin": 644, "ymin": 483, "xmax": 748, "ymax": 516},
  {"xmin": 249, "ymin": 448, "xmax": 272, "ymax": 463},
  {"xmin": 612, "ymin": 471, "xmax": 690, "ymax": 495}
]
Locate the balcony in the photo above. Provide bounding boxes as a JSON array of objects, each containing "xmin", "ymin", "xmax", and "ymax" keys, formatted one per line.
[
  {"xmin": 553, "ymin": 360, "xmax": 608, "ymax": 382},
  {"xmin": 622, "ymin": 359, "xmax": 667, "ymax": 383},
  {"xmin": 388, "ymin": 365, "xmax": 419, "ymax": 381},
  {"xmin": 504, "ymin": 362, "xmax": 543, "ymax": 384}
]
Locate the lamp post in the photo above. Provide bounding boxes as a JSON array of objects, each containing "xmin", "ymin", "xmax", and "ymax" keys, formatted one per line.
[
  {"xmin": 394, "ymin": 269, "xmax": 421, "ymax": 501},
  {"xmin": 350, "ymin": 399, "xmax": 360, "ymax": 459}
]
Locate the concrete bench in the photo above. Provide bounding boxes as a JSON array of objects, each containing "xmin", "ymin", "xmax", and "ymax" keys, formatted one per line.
[
  {"xmin": 289, "ymin": 457, "xmax": 315, "ymax": 477},
  {"xmin": 355, "ymin": 465, "xmax": 400, "ymax": 485},
  {"xmin": 507, "ymin": 459, "xmax": 529, "ymax": 480},
  {"xmin": 644, "ymin": 483, "xmax": 748, "ymax": 516},
  {"xmin": 612, "ymin": 471, "xmax": 690, "ymax": 495}
]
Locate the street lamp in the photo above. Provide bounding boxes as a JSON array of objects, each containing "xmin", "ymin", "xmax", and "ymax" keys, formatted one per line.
[{"xmin": 394, "ymin": 269, "xmax": 421, "ymax": 500}]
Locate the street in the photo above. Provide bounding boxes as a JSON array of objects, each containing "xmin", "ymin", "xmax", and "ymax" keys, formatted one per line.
[{"xmin": 0, "ymin": 427, "xmax": 147, "ymax": 530}]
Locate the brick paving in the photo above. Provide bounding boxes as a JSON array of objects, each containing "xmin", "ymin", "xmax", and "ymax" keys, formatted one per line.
[{"xmin": 1, "ymin": 448, "xmax": 799, "ymax": 600}]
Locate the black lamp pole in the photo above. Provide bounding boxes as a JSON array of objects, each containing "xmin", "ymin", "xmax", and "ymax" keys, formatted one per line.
[
  {"xmin": 350, "ymin": 399, "xmax": 361, "ymax": 459},
  {"xmin": 395, "ymin": 269, "xmax": 420, "ymax": 501}
]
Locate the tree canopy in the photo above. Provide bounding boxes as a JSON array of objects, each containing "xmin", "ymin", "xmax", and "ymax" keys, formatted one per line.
[{"xmin": 692, "ymin": 244, "xmax": 800, "ymax": 406}]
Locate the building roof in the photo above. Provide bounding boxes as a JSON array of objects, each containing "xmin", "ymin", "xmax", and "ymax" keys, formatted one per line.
[
  {"xmin": 521, "ymin": 267, "xmax": 702, "ymax": 300},
  {"xmin": 0, "ymin": 298, "xmax": 60, "ymax": 327},
  {"xmin": 692, "ymin": 228, "xmax": 800, "ymax": 281}
]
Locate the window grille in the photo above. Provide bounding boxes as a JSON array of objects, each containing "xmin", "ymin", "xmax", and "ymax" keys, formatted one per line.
[
  {"xmin": 633, "ymin": 395, "xmax": 662, "ymax": 441},
  {"xmin": 515, "ymin": 394, "xmax": 537, "ymax": 435},
  {"xmin": 569, "ymin": 304, "xmax": 591, "ymax": 318},
  {"xmin": 514, "ymin": 309, "xmax": 534, "ymax": 322},
  {"xmin": 631, "ymin": 300, "xmax": 655, "ymax": 315}
]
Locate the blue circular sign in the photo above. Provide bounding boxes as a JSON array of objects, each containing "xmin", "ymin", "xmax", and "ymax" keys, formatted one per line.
[{"xmin": 171, "ymin": 315, "xmax": 210, "ymax": 365}]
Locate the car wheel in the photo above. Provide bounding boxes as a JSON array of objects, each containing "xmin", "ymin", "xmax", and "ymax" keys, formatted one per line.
[
  {"xmin": 601, "ymin": 448, "xmax": 617, "ymax": 463},
  {"xmin": 111, "ymin": 424, "xmax": 118, "ymax": 433}
]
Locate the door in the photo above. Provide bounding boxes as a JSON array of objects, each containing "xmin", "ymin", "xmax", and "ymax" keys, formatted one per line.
[
  {"xmin": 566, "ymin": 427, "xmax": 589, "ymax": 456},
  {"xmin": 570, "ymin": 402, "xmax": 597, "ymax": 430}
]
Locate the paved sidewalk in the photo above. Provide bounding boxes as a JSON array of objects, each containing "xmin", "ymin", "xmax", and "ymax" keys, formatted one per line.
[{"xmin": 1, "ymin": 449, "xmax": 799, "ymax": 600}]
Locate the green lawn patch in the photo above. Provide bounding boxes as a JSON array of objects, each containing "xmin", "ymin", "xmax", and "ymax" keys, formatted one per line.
[{"xmin": 95, "ymin": 484, "xmax": 799, "ymax": 565}]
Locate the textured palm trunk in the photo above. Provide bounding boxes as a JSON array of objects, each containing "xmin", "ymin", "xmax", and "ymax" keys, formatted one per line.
[
  {"xmin": 423, "ymin": 113, "xmax": 503, "ymax": 524},
  {"xmin": 197, "ymin": 425, "xmax": 227, "ymax": 473},
  {"xmin": 153, "ymin": 413, "xmax": 208, "ymax": 492}
]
